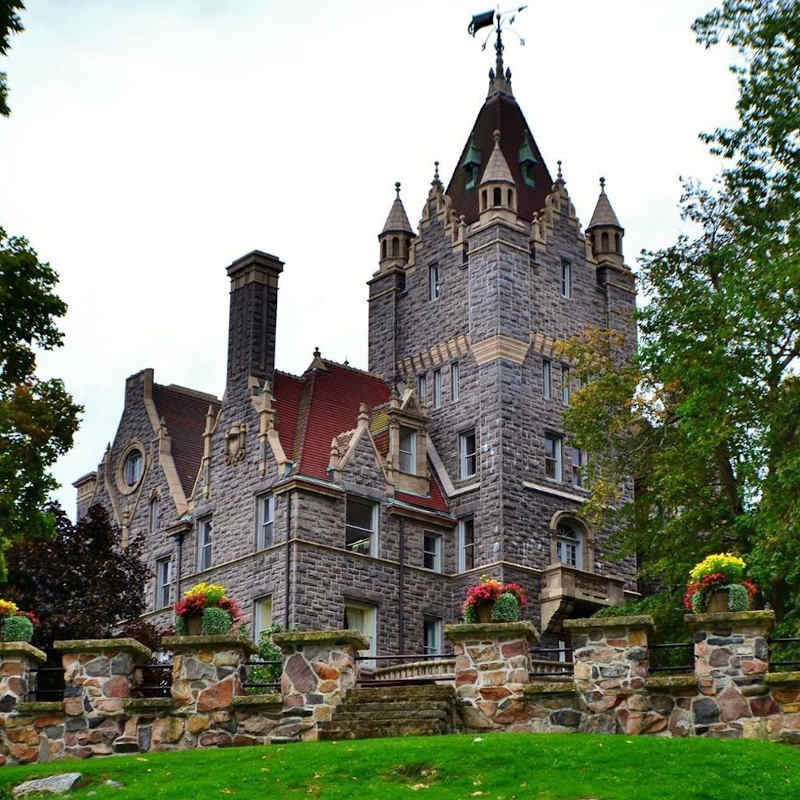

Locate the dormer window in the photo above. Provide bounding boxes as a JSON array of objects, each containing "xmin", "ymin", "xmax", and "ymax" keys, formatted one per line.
[{"xmin": 399, "ymin": 427, "xmax": 417, "ymax": 474}]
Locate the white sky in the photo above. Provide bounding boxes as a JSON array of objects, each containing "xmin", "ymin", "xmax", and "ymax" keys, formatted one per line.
[{"xmin": 1, "ymin": 1, "xmax": 738, "ymax": 517}]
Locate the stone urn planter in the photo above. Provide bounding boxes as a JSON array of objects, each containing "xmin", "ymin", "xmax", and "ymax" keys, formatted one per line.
[
  {"xmin": 174, "ymin": 583, "xmax": 243, "ymax": 636},
  {"xmin": 476, "ymin": 602, "xmax": 493, "ymax": 623},
  {"xmin": 185, "ymin": 614, "xmax": 203, "ymax": 636},
  {"xmin": 462, "ymin": 577, "xmax": 527, "ymax": 624},
  {"xmin": 707, "ymin": 589, "xmax": 731, "ymax": 614}
]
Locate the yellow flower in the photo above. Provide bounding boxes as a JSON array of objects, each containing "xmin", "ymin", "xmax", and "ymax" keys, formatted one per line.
[
  {"xmin": 690, "ymin": 553, "xmax": 746, "ymax": 582},
  {"xmin": 184, "ymin": 582, "xmax": 227, "ymax": 604},
  {"xmin": 0, "ymin": 599, "xmax": 19, "ymax": 617}
]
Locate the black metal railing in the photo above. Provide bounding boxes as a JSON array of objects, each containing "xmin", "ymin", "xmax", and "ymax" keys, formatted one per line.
[
  {"xmin": 768, "ymin": 637, "xmax": 800, "ymax": 672},
  {"xmin": 241, "ymin": 659, "xmax": 282, "ymax": 694},
  {"xmin": 529, "ymin": 646, "xmax": 573, "ymax": 677},
  {"xmin": 32, "ymin": 665, "xmax": 65, "ymax": 701},
  {"xmin": 134, "ymin": 663, "xmax": 173, "ymax": 698},
  {"xmin": 649, "ymin": 642, "xmax": 694, "ymax": 673}
]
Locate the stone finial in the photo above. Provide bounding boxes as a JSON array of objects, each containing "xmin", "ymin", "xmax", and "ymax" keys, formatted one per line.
[
  {"xmin": 313, "ymin": 346, "xmax": 321, "ymax": 358},
  {"xmin": 357, "ymin": 402, "xmax": 369, "ymax": 426},
  {"xmin": 557, "ymin": 160, "xmax": 563, "ymax": 181},
  {"xmin": 600, "ymin": 176, "xmax": 606, "ymax": 193},
  {"xmin": 432, "ymin": 161, "xmax": 441, "ymax": 185},
  {"xmin": 394, "ymin": 181, "xmax": 401, "ymax": 197}
]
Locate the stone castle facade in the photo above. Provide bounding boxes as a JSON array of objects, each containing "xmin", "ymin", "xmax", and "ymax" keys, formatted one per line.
[{"xmin": 73, "ymin": 49, "xmax": 637, "ymax": 657}]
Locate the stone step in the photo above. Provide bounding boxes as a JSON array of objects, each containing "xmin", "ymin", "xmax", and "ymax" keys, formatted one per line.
[
  {"xmin": 318, "ymin": 720, "xmax": 450, "ymax": 741},
  {"xmin": 331, "ymin": 708, "xmax": 450, "ymax": 723},
  {"xmin": 347, "ymin": 686, "xmax": 455, "ymax": 702},
  {"xmin": 338, "ymin": 700, "xmax": 454, "ymax": 713}
]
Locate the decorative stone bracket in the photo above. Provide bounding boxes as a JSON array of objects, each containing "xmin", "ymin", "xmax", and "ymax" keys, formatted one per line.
[{"xmin": 445, "ymin": 621, "xmax": 539, "ymax": 730}]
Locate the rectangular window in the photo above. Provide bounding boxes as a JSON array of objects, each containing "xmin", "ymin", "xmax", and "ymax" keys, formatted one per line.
[
  {"xmin": 562, "ymin": 366, "xmax": 571, "ymax": 406},
  {"xmin": 542, "ymin": 359, "xmax": 552, "ymax": 399},
  {"xmin": 197, "ymin": 517, "xmax": 213, "ymax": 571},
  {"xmin": 418, "ymin": 373, "xmax": 427, "ymax": 400},
  {"xmin": 429, "ymin": 263, "xmax": 439, "ymax": 301},
  {"xmin": 346, "ymin": 497, "xmax": 377, "ymax": 556},
  {"xmin": 256, "ymin": 493, "xmax": 275, "ymax": 549},
  {"xmin": 571, "ymin": 448, "xmax": 587, "ymax": 488},
  {"xmin": 399, "ymin": 427, "xmax": 417, "ymax": 474},
  {"xmin": 423, "ymin": 617, "xmax": 442, "ymax": 655},
  {"xmin": 451, "ymin": 362, "xmax": 460, "ymax": 401},
  {"xmin": 556, "ymin": 527, "xmax": 582, "ymax": 569},
  {"xmin": 254, "ymin": 597, "xmax": 272, "ymax": 642},
  {"xmin": 561, "ymin": 258, "xmax": 572, "ymax": 298},
  {"xmin": 459, "ymin": 430, "xmax": 477, "ymax": 479},
  {"xmin": 345, "ymin": 603, "xmax": 377, "ymax": 667},
  {"xmin": 458, "ymin": 517, "xmax": 475, "ymax": 572},
  {"xmin": 155, "ymin": 556, "xmax": 172, "ymax": 610},
  {"xmin": 423, "ymin": 532, "xmax": 442, "ymax": 572},
  {"xmin": 462, "ymin": 241, "xmax": 469, "ymax": 266},
  {"xmin": 149, "ymin": 498, "xmax": 160, "ymax": 533},
  {"xmin": 433, "ymin": 369, "xmax": 442, "ymax": 409},
  {"xmin": 544, "ymin": 435, "xmax": 563, "ymax": 482}
]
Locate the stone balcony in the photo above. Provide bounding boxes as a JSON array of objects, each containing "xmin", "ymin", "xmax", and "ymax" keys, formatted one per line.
[{"xmin": 540, "ymin": 563, "xmax": 626, "ymax": 633}]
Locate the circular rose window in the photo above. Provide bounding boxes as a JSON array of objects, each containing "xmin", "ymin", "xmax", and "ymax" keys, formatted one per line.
[{"xmin": 123, "ymin": 449, "xmax": 143, "ymax": 487}]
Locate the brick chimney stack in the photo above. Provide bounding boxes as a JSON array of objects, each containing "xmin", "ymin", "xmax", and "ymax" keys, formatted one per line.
[{"xmin": 225, "ymin": 250, "xmax": 284, "ymax": 393}]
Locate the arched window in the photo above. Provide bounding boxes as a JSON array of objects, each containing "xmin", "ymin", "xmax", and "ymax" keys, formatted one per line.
[
  {"xmin": 381, "ymin": 240, "xmax": 387, "ymax": 259},
  {"xmin": 481, "ymin": 190, "xmax": 487, "ymax": 210},
  {"xmin": 601, "ymin": 231, "xmax": 609, "ymax": 251},
  {"xmin": 392, "ymin": 237, "xmax": 399, "ymax": 257},
  {"xmin": 555, "ymin": 521, "xmax": 583, "ymax": 570},
  {"xmin": 123, "ymin": 449, "xmax": 143, "ymax": 487},
  {"xmin": 614, "ymin": 232, "xmax": 621, "ymax": 253},
  {"xmin": 507, "ymin": 189, "xmax": 513, "ymax": 207},
  {"xmin": 149, "ymin": 496, "xmax": 160, "ymax": 532},
  {"xmin": 493, "ymin": 187, "xmax": 502, "ymax": 207}
]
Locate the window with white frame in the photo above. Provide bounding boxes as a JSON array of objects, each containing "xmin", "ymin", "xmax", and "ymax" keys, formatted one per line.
[
  {"xmin": 197, "ymin": 517, "xmax": 213, "ymax": 571},
  {"xmin": 459, "ymin": 430, "xmax": 477, "ymax": 479},
  {"xmin": 345, "ymin": 602, "xmax": 377, "ymax": 667},
  {"xmin": 429, "ymin": 263, "xmax": 440, "ymax": 301},
  {"xmin": 345, "ymin": 497, "xmax": 377, "ymax": 556},
  {"xmin": 433, "ymin": 369, "xmax": 442, "ymax": 409},
  {"xmin": 457, "ymin": 517, "xmax": 475, "ymax": 572},
  {"xmin": 256, "ymin": 493, "xmax": 275, "ymax": 549},
  {"xmin": 423, "ymin": 532, "xmax": 442, "ymax": 572},
  {"xmin": 418, "ymin": 373, "xmax": 427, "ymax": 401},
  {"xmin": 542, "ymin": 359, "xmax": 552, "ymax": 399},
  {"xmin": 562, "ymin": 366, "xmax": 571, "ymax": 406},
  {"xmin": 399, "ymin": 427, "xmax": 417, "ymax": 474},
  {"xmin": 556, "ymin": 521, "xmax": 583, "ymax": 569},
  {"xmin": 423, "ymin": 617, "xmax": 442, "ymax": 655},
  {"xmin": 544, "ymin": 434, "xmax": 563, "ymax": 482},
  {"xmin": 451, "ymin": 362, "xmax": 460, "ymax": 401},
  {"xmin": 571, "ymin": 448, "xmax": 587, "ymax": 489},
  {"xmin": 254, "ymin": 597, "xmax": 272, "ymax": 642},
  {"xmin": 155, "ymin": 556, "xmax": 172, "ymax": 610},
  {"xmin": 561, "ymin": 258, "xmax": 572, "ymax": 298},
  {"xmin": 149, "ymin": 496, "xmax": 160, "ymax": 532},
  {"xmin": 123, "ymin": 449, "xmax": 143, "ymax": 487}
]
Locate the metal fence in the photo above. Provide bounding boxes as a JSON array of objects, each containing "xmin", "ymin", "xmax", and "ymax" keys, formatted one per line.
[
  {"xmin": 134, "ymin": 664, "xmax": 173, "ymax": 698},
  {"xmin": 648, "ymin": 642, "xmax": 694, "ymax": 673},
  {"xmin": 32, "ymin": 665, "xmax": 65, "ymax": 702},
  {"xmin": 241, "ymin": 658, "xmax": 282, "ymax": 694},
  {"xmin": 529, "ymin": 646, "xmax": 573, "ymax": 678},
  {"xmin": 768, "ymin": 637, "xmax": 800, "ymax": 673}
]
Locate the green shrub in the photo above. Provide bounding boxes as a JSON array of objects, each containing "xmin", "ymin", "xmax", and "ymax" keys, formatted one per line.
[
  {"xmin": 462, "ymin": 604, "xmax": 477, "ymax": 624},
  {"xmin": 2, "ymin": 615, "xmax": 33, "ymax": 642},
  {"xmin": 491, "ymin": 592, "xmax": 520, "ymax": 622},
  {"xmin": 726, "ymin": 583, "xmax": 750, "ymax": 611},
  {"xmin": 246, "ymin": 624, "xmax": 283, "ymax": 695},
  {"xmin": 175, "ymin": 615, "xmax": 186, "ymax": 636},
  {"xmin": 201, "ymin": 607, "xmax": 231, "ymax": 635}
]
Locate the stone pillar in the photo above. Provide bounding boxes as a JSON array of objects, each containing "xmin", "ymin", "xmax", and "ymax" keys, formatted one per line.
[
  {"xmin": 445, "ymin": 621, "xmax": 538, "ymax": 730},
  {"xmin": 564, "ymin": 615, "xmax": 658, "ymax": 735},
  {"xmin": 272, "ymin": 630, "xmax": 367, "ymax": 742},
  {"xmin": 55, "ymin": 638, "xmax": 151, "ymax": 758},
  {"xmin": 686, "ymin": 610, "xmax": 776, "ymax": 736}
]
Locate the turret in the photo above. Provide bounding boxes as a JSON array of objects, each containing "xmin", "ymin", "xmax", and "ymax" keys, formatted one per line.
[
  {"xmin": 378, "ymin": 182, "xmax": 414, "ymax": 270},
  {"xmin": 478, "ymin": 129, "xmax": 517, "ymax": 223},
  {"xmin": 586, "ymin": 177, "xmax": 624, "ymax": 267}
]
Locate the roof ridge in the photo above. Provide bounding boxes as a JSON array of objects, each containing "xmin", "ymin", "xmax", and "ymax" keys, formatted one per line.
[
  {"xmin": 321, "ymin": 358, "xmax": 387, "ymax": 381},
  {"xmin": 156, "ymin": 383, "xmax": 220, "ymax": 404},
  {"xmin": 292, "ymin": 372, "xmax": 316, "ymax": 466}
]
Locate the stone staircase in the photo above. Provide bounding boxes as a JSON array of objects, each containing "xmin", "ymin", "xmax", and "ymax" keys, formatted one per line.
[{"xmin": 317, "ymin": 684, "xmax": 462, "ymax": 741}]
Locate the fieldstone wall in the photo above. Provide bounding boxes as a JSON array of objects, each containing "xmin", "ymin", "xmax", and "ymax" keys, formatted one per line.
[
  {"xmin": 273, "ymin": 630, "xmax": 367, "ymax": 742},
  {"xmin": 446, "ymin": 621, "xmax": 538, "ymax": 730}
]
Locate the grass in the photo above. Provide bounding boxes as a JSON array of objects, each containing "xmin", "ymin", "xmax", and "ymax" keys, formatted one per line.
[{"xmin": 0, "ymin": 732, "xmax": 798, "ymax": 799}]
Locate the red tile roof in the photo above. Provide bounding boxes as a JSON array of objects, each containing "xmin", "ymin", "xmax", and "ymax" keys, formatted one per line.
[
  {"xmin": 446, "ymin": 92, "xmax": 553, "ymax": 224},
  {"xmin": 152, "ymin": 384, "xmax": 220, "ymax": 498},
  {"xmin": 396, "ymin": 472, "xmax": 449, "ymax": 514}
]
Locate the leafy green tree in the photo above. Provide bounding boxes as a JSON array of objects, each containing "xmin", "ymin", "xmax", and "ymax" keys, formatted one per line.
[
  {"xmin": 559, "ymin": 1, "xmax": 799, "ymax": 628},
  {"xmin": 0, "ymin": 228, "xmax": 82, "ymax": 576},
  {"xmin": 0, "ymin": 1, "xmax": 24, "ymax": 117}
]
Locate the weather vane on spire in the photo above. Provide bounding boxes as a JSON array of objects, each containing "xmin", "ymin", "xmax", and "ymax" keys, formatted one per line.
[{"xmin": 468, "ymin": 6, "xmax": 527, "ymax": 96}]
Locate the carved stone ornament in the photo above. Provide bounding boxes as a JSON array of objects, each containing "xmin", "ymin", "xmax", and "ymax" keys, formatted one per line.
[{"xmin": 224, "ymin": 423, "xmax": 246, "ymax": 465}]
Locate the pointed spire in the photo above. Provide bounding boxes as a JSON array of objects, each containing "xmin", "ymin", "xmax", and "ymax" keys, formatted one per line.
[
  {"xmin": 487, "ymin": 24, "xmax": 513, "ymax": 97},
  {"xmin": 480, "ymin": 130, "xmax": 515, "ymax": 186},
  {"xmin": 431, "ymin": 160, "xmax": 441, "ymax": 187},
  {"xmin": 556, "ymin": 160, "xmax": 564, "ymax": 184},
  {"xmin": 587, "ymin": 177, "xmax": 622, "ymax": 229},
  {"xmin": 381, "ymin": 182, "xmax": 413, "ymax": 234}
]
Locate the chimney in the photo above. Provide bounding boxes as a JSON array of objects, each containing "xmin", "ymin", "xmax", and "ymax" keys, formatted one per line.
[{"xmin": 226, "ymin": 250, "xmax": 284, "ymax": 393}]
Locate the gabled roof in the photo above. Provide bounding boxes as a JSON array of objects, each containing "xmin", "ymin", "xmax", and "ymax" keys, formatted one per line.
[
  {"xmin": 447, "ymin": 92, "xmax": 553, "ymax": 224},
  {"xmin": 152, "ymin": 384, "xmax": 220, "ymax": 497}
]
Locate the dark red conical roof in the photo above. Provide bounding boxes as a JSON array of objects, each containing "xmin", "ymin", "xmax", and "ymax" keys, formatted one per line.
[{"xmin": 446, "ymin": 92, "xmax": 553, "ymax": 224}]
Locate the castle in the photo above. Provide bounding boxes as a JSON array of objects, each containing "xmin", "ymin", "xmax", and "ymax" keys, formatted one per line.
[{"xmin": 73, "ymin": 33, "xmax": 637, "ymax": 658}]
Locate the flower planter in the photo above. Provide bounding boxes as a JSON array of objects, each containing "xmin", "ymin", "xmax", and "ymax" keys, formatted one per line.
[
  {"xmin": 707, "ymin": 588, "xmax": 730, "ymax": 614},
  {"xmin": 476, "ymin": 602, "xmax": 493, "ymax": 623},
  {"xmin": 185, "ymin": 614, "xmax": 203, "ymax": 636}
]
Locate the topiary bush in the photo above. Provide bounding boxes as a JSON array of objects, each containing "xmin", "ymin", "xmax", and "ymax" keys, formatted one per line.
[
  {"xmin": 2, "ymin": 615, "xmax": 33, "ymax": 643},
  {"xmin": 726, "ymin": 583, "xmax": 750, "ymax": 611},
  {"xmin": 491, "ymin": 592, "xmax": 520, "ymax": 622},
  {"xmin": 201, "ymin": 607, "xmax": 231, "ymax": 635}
]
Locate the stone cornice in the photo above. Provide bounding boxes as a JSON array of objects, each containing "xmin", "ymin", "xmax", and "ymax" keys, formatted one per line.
[
  {"xmin": 471, "ymin": 334, "xmax": 530, "ymax": 366},
  {"xmin": 272, "ymin": 629, "xmax": 369, "ymax": 651}
]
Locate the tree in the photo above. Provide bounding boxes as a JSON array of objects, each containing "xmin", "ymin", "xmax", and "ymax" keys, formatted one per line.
[
  {"xmin": 0, "ymin": 1, "xmax": 24, "ymax": 117},
  {"xmin": 0, "ymin": 228, "xmax": 82, "ymax": 577},
  {"xmin": 560, "ymin": 1, "xmax": 800, "ymax": 628},
  {"xmin": 3, "ymin": 504, "xmax": 151, "ymax": 651}
]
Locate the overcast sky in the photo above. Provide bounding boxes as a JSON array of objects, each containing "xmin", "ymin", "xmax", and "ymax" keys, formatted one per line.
[{"xmin": 1, "ymin": 1, "xmax": 738, "ymax": 517}]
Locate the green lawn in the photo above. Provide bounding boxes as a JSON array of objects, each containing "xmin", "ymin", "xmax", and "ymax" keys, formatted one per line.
[{"xmin": 0, "ymin": 733, "xmax": 798, "ymax": 799}]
